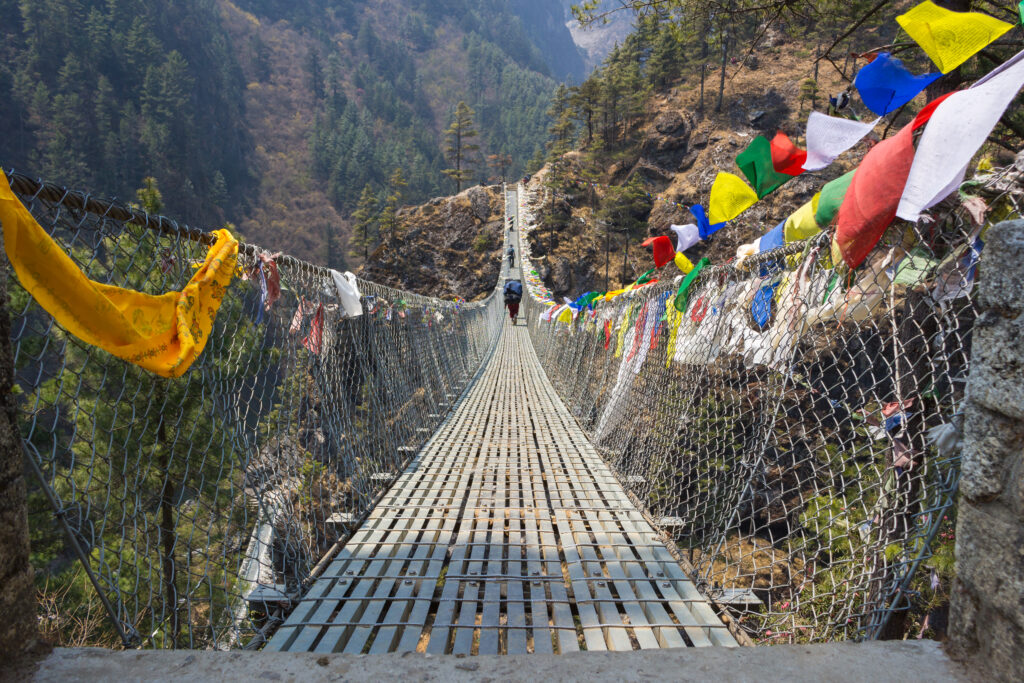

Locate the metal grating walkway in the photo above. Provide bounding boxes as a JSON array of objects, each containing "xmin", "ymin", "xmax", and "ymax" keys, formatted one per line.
[{"xmin": 266, "ymin": 321, "xmax": 736, "ymax": 654}]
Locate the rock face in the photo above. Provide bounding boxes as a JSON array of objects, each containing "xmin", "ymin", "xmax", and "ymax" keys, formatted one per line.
[
  {"xmin": 947, "ymin": 219, "xmax": 1024, "ymax": 681},
  {"xmin": 357, "ymin": 185, "xmax": 506, "ymax": 301}
]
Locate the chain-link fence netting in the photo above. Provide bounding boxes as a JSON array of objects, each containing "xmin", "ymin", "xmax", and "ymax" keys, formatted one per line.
[
  {"xmin": 6, "ymin": 172, "xmax": 504, "ymax": 650},
  {"xmin": 519, "ymin": 166, "xmax": 1021, "ymax": 644}
]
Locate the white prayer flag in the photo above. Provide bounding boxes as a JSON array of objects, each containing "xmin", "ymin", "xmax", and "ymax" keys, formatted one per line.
[
  {"xmin": 669, "ymin": 223, "xmax": 701, "ymax": 252},
  {"xmin": 803, "ymin": 112, "xmax": 881, "ymax": 171},
  {"xmin": 898, "ymin": 50, "xmax": 1024, "ymax": 221},
  {"xmin": 330, "ymin": 270, "xmax": 363, "ymax": 317}
]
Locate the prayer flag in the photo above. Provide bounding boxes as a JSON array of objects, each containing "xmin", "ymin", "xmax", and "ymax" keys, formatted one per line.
[
  {"xmin": 758, "ymin": 221, "xmax": 785, "ymax": 253},
  {"xmin": 736, "ymin": 135, "xmax": 793, "ymax": 198},
  {"xmin": 815, "ymin": 171, "xmax": 856, "ymax": 227},
  {"xmin": 709, "ymin": 172, "xmax": 758, "ymax": 225},
  {"xmin": 641, "ymin": 235, "xmax": 675, "ymax": 268},
  {"xmin": 673, "ymin": 257, "xmax": 710, "ymax": 313},
  {"xmin": 303, "ymin": 303, "xmax": 324, "ymax": 354},
  {"xmin": 853, "ymin": 52, "xmax": 941, "ymax": 115},
  {"xmin": 803, "ymin": 112, "xmax": 880, "ymax": 171},
  {"xmin": 898, "ymin": 50, "xmax": 1024, "ymax": 221},
  {"xmin": 834, "ymin": 123, "xmax": 917, "ymax": 269},
  {"xmin": 897, "ymin": 1, "xmax": 1014, "ymax": 74},
  {"xmin": 784, "ymin": 192, "xmax": 821, "ymax": 242},
  {"xmin": 770, "ymin": 131, "xmax": 807, "ymax": 175},
  {"xmin": 689, "ymin": 204, "xmax": 726, "ymax": 239},
  {"xmin": 674, "ymin": 251, "xmax": 694, "ymax": 274},
  {"xmin": 0, "ymin": 171, "xmax": 237, "ymax": 378},
  {"xmin": 331, "ymin": 270, "xmax": 363, "ymax": 317},
  {"xmin": 669, "ymin": 223, "xmax": 701, "ymax": 251}
]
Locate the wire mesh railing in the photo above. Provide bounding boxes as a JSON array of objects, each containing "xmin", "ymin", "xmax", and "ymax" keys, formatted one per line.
[
  {"xmin": 6, "ymin": 171, "xmax": 504, "ymax": 649},
  {"xmin": 519, "ymin": 169, "xmax": 1020, "ymax": 644}
]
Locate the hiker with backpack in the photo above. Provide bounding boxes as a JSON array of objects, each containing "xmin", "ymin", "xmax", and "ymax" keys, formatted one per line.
[
  {"xmin": 503, "ymin": 279, "xmax": 522, "ymax": 325},
  {"xmin": 506, "ymin": 245, "xmax": 515, "ymax": 269}
]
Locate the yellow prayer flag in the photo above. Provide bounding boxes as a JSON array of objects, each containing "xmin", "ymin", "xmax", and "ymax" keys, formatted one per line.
[
  {"xmin": 557, "ymin": 306, "xmax": 573, "ymax": 324},
  {"xmin": 674, "ymin": 251, "xmax": 694, "ymax": 274},
  {"xmin": 897, "ymin": 1, "xmax": 1013, "ymax": 74},
  {"xmin": 665, "ymin": 298, "xmax": 682, "ymax": 367},
  {"xmin": 709, "ymin": 172, "xmax": 758, "ymax": 225},
  {"xmin": 784, "ymin": 192, "xmax": 822, "ymax": 242},
  {"xmin": 0, "ymin": 171, "xmax": 238, "ymax": 378}
]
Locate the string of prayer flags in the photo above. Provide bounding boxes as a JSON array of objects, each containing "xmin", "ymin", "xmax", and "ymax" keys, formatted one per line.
[
  {"xmin": 770, "ymin": 132, "xmax": 807, "ymax": 176},
  {"xmin": 898, "ymin": 50, "xmax": 1024, "ymax": 221},
  {"xmin": 709, "ymin": 172, "xmax": 758, "ymax": 224},
  {"xmin": 689, "ymin": 204, "xmax": 726, "ymax": 239},
  {"xmin": 641, "ymin": 235, "xmax": 676, "ymax": 268},
  {"xmin": 853, "ymin": 52, "xmax": 941, "ymax": 116},
  {"xmin": 758, "ymin": 221, "xmax": 785, "ymax": 253},
  {"xmin": 897, "ymin": 1, "xmax": 1014, "ymax": 74},
  {"xmin": 673, "ymin": 257, "xmax": 710, "ymax": 313},
  {"xmin": 669, "ymin": 223, "xmax": 701, "ymax": 252},
  {"xmin": 815, "ymin": 170, "xmax": 857, "ymax": 227},
  {"xmin": 834, "ymin": 122, "xmax": 917, "ymax": 269},
  {"xmin": 330, "ymin": 270, "xmax": 363, "ymax": 317},
  {"xmin": 784, "ymin": 192, "xmax": 822, "ymax": 242},
  {"xmin": 803, "ymin": 112, "xmax": 880, "ymax": 171},
  {"xmin": 674, "ymin": 251, "xmax": 694, "ymax": 274},
  {"xmin": 736, "ymin": 135, "xmax": 794, "ymax": 198},
  {"xmin": 0, "ymin": 171, "xmax": 238, "ymax": 378}
]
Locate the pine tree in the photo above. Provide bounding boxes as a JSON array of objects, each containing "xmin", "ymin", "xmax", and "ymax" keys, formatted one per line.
[
  {"xmin": 442, "ymin": 101, "xmax": 480, "ymax": 193},
  {"xmin": 379, "ymin": 168, "xmax": 408, "ymax": 241},
  {"xmin": 349, "ymin": 184, "xmax": 378, "ymax": 261},
  {"xmin": 546, "ymin": 84, "xmax": 575, "ymax": 157},
  {"xmin": 487, "ymin": 153, "xmax": 513, "ymax": 183}
]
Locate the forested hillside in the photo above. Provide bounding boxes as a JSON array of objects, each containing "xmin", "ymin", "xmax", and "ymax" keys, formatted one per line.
[
  {"xmin": 0, "ymin": 0, "xmax": 581, "ymax": 262},
  {"xmin": 0, "ymin": 0, "xmax": 249, "ymax": 226}
]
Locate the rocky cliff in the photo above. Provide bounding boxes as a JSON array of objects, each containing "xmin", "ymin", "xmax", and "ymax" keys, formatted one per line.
[{"xmin": 356, "ymin": 185, "xmax": 506, "ymax": 301}]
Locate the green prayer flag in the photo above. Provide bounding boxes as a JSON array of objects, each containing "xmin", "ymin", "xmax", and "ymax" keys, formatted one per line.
[
  {"xmin": 634, "ymin": 269, "xmax": 656, "ymax": 287},
  {"xmin": 814, "ymin": 169, "xmax": 857, "ymax": 227},
  {"xmin": 1019, "ymin": 0, "xmax": 1024, "ymax": 24},
  {"xmin": 673, "ymin": 257, "xmax": 710, "ymax": 312},
  {"xmin": 736, "ymin": 136, "xmax": 792, "ymax": 199}
]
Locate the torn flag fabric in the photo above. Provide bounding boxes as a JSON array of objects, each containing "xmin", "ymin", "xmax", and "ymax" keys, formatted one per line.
[
  {"xmin": 897, "ymin": 1, "xmax": 1014, "ymax": 74},
  {"xmin": 770, "ymin": 131, "xmax": 807, "ymax": 175},
  {"xmin": 834, "ymin": 123, "xmax": 917, "ymax": 270},
  {"xmin": 709, "ymin": 172, "xmax": 758, "ymax": 225},
  {"xmin": 641, "ymin": 235, "xmax": 676, "ymax": 268},
  {"xmin": 803, "ymin": 112, "xmax": 880, "ymax": 171},
  {"xmin": 853, "ymin": 52, "xmax": 941, "ymax": 115},
  {"xmin": 330, "ymin": 270, "xmax": 363, "ymax": 317},
  {"xmin": 898, "ymin": 50, "xmax": 1024, "ymax": 221},
  {"xmin": 736, "ymin": 135, "xmax": 793, "ymax": 198},
  {"xmin": 0, "ymin": 171, "xmax": 238, "ymax": 378}
]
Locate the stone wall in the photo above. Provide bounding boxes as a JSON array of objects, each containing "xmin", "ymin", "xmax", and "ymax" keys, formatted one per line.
[
  {"xmin": 0, "ymin": 248, "xmax": 39, "ymax": 658},
  {"xmin": 947, "ymin": 219, "xmax": 1024, "ymax": 680}
]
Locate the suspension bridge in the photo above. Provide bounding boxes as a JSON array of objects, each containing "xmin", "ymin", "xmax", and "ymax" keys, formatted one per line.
[
  {"xmin": 4, "ymin": 168, "xmax": 995, "ymax": 653},
  {"xmin": 266, "ymin": 196, "xmax": 736, "ymax": 652}
]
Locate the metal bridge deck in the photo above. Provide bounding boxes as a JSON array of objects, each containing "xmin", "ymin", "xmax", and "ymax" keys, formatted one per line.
[{"xmin": 266, "ymin": 322, "xmax": 736, "ymax": 654}]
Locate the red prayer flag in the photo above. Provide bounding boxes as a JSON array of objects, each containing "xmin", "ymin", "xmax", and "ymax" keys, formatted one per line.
[
  {"xmin": 302, "ymin": 303, "xmax": 324, "ymax": 354},
  {"xmin": 770, "ymin": 131, "xmax": 807, "ymax": 176},
  {"xmin": 604, "ymin": 320, "xmax": 612, "ymax": 350},
  {"xmin": 835, "ymin": 123, "xmax": 917, "ymax": 269},
  {"xmin": 641, "ymin": 235, "xmax": 676, "ymax": 268}
]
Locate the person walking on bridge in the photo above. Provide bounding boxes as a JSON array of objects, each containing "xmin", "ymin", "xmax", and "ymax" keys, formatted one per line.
[
  {"xmin": 503, "ymin": 278, "xmax": 522, "ymax": 325},
  {"xmin": 506, "ymin": 245, "xmax": 515, "ymax": 269}
]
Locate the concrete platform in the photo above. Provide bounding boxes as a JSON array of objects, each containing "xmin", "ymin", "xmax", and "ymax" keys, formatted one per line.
[{"xmin": 28, "ymin": 641, "xmax": 965, "ymax": 682}]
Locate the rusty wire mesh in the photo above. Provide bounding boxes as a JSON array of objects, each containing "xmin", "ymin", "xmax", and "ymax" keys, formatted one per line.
[
  {"xmin": 6, "ymin": 171, "xmax": 504, "ymax": 649},
  {"xmin": 518, "ymin": 166, "xmax": 1021, "ymax": 644}
]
